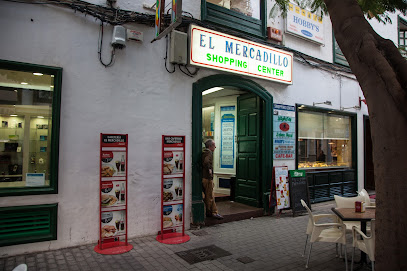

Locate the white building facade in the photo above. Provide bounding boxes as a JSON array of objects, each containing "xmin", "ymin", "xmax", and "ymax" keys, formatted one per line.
[{"xmin": 0, "ymin": 0, "xmax": 405, "ymax": 256}]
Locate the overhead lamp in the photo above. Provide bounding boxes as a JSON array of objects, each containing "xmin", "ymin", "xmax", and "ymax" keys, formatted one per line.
[
  {"xmin": 37, "ymin": 116, "xmax": 44, "ymax": 119},
  {"xmin": 341, "ymin": 105, "xmax": 361, "ymax": 110},
  {"xmin": 20, "ymin": 82, "xmax": 28, "ymax": 85},
  {"xmin": 202, "ymin": 87, "xmax": 223, "ymax": 96},
  {"xmin": 33, "ymin": 72, "xmax": 43, "ymax": 76},
  {"xmin": 313, "ymin": 100, "xmax": 332, "ymax": 106},
  {"xmin": 10, "ymin": 114, "xmax": 18, "ymax": 117}
]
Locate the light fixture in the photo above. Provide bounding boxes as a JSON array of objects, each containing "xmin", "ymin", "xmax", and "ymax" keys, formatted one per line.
[
  {"xmin": 313, "ymin": 100, "xmax": 332, "ymax": 106},
  {"xmin": 37, "ymin": 116, "xmax": 44, "ymax": 119},
  {"xmin": 33, "ymin": 72, "xmax": 43, "ymax": 76},
  {"xmin": 341, "ymin": 105, "xmax": 361, "ymax": 110},
  {"xmin": 202, "ymin": 87, "xmax": 223, "ymax": 96},
  {"xmin": 14, "ymin": 90, "xmax": 18, "ymax": 92},
  {"xmin": 10, "ymin": 114, "xmax": 18, "ymax": 117},
  {"xmin": 20, "ymin": 82, "xmax": 28, "ymax": 85}
]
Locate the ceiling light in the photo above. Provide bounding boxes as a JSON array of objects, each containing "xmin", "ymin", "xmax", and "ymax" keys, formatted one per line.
[
  {"xmin": 20, "ymin": 82, "xmax": 28, "ymax": 85},
  {"xmin": 33, "ymin": 72, "xmax": 43, "ymax": 76},
  {"xmin": 10, "ymin": 114, "xmax": 18, "ymax": 117},
  {"xmin": 202, "ymin": 87, "xmax": 223, "ymax": 96},
  {"xmin": 37, "ymin": 116, "xmax": 44, "ymax": 119},
  {"xmin": 14, "ymin": 90, "xmax": 18, "ymax": 92}
]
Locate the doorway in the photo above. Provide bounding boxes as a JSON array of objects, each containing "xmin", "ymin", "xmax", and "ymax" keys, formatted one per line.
[{"xmin": 192, "ymin": 74, "xmax": 273, "ymax": 225}]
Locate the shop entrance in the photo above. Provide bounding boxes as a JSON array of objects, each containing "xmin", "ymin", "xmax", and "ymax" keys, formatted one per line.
[{"xmin": 192, "ymin": 75, "xmax": 273, "ymax": 225}]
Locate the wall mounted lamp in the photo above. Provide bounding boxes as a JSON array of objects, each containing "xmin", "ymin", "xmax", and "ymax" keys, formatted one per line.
[
  {"xmin": 313, "ymin": 100, "xmax": 332, "ymax": 106},
  {"xmin": 340, "ymin": 105, "xmax": 361, "ymax": 110}
]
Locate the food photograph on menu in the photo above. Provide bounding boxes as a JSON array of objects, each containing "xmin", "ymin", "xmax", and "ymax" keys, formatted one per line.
[
  {"xmin": 101, "ymin": 181, "xmax": 126, "ymax": 207},
  {"xmin": 163, "ymin": 151, "xmax": 184, "ymax": 175},
  {"xmin": 163, "ymin": 204, "xmax": 183, "ymax": 229},
  {"xmin": 101, "ymin": 151, "xmax": 126, "ymax": 177},
  {"xmin": 101, "ymin": 210, "xmax": 126, "ymax": 239},
  {"xmin": 163, "ymin": 178, "xmax": 183, "ymax": 202}
]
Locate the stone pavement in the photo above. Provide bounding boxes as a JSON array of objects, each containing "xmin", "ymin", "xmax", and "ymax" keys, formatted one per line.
[{"xmin": 0, "ymin": 201, "xmax": 365, "ymax": 271}]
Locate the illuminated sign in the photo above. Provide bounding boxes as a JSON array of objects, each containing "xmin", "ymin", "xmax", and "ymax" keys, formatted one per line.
[
  {"xmin": 285, "ymin": 2, "xmax": 324, "ymax": 44},
  {"xmin": 189, "ymin": 25, "xmax": 293, "ymax": 84}
]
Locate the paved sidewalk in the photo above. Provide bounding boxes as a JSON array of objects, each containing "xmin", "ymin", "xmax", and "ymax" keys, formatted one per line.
[{"xmin": 0, "ymin": 201, "xmax": 363, "ymax": 271}]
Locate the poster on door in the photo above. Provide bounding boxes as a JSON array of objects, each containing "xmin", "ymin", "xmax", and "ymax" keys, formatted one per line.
[
  {"xmin": 220, "ymin": 106, "xmax": 236, "ymax": 169},
  {"xmin": 274, "ymin": 166, "xmax": 290, "ymax": 209},
  {"xmin": 273, "ymin": 104, "xmax": 296, "ymax": 159}
]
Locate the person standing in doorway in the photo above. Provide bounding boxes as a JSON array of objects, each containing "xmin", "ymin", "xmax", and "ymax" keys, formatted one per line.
[{"xmin": 202, "ymin": 139, "xmax": 224, "ymax": 220}]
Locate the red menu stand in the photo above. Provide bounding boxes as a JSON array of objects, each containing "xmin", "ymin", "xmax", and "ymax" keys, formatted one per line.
[
  {"xmin": 95, "ymin": 134, "xmax": 133, "ymax": 254},
  {"xmin": 157, "ymin": 135, "xmax": 190, "ymax": 244}
]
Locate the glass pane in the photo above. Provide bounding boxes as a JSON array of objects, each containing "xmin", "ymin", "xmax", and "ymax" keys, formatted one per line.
[
  {"xmin": 298, "ymin": 110, "xmax": 352, "ymax": 169},
  {"xmin": 0, "ymin": 69, "xmax": 53, "ymax": 188},
  {"xmin": 207, "ymin": 0, "xmax": 261, "ymax": 19},
  {"xmin": 202, "ymin": 106, "xmax": 215, "ymax": 145}
]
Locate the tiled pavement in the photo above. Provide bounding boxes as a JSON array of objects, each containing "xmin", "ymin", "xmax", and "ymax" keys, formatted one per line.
[{"xmin": 0, "ymin": 201, "xmax": 365, "ymax": 271}]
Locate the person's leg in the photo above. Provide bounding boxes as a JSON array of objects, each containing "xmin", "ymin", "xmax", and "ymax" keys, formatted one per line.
[
  {"xmin": 208, "ymin": 179, "xmax": 218, "ymax": 215},
  {"xmin": 202, "ymin": 178, "xmax": 213, "ymax": 216}
]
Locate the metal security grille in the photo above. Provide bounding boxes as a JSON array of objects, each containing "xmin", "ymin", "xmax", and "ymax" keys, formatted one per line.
[{"xmin": 0, "ymin": 204, "xmax": 57, "ymax": 247}]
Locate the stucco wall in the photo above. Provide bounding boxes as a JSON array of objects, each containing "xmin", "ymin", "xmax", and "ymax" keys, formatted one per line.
[{"xmin": 0, "ymin": 0, "xmax": 401, "ymax": 256}]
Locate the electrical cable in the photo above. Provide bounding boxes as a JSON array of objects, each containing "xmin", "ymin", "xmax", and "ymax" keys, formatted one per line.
[
  {"xmin": 178, "ymin": 64, "xmax": 194, "ymax": 77},
  {"xmin": 98, "ymin": 22, "xmax": 116, "ymax": 67}
]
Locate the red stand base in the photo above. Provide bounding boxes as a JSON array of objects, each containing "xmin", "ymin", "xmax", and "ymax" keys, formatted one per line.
[
  {"xmin": 94, "ymin": 241, "xmax": 133, "ymax": 255},
  {"xmin": 156, "ymin": 232, "xmax": 190, "ymax": 244}
]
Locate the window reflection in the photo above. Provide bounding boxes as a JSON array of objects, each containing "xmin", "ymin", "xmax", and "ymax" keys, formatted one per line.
[{"xmin": 207, "ymin": 0, "xmax": 260, "ymax": 19}]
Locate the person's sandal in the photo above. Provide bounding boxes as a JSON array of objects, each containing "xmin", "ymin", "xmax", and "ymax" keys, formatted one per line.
[{"xmin": 213, "ymin": 214, "xmax": 224, "ymax": 220}]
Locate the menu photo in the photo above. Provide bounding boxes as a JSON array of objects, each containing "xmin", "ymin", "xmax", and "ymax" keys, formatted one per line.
[
  {"xmin": 101, "ymin": 181, "xmax": 126, "ymax": 207},
  {"xmin": 101, "ymin": 151, "xmax": 126, "ymax": 177},
  {"xmin": 163, "ymin": 151, "xmax": 184, "ymax": 175},
  {"xmin": 163, "ymin": 178, "xmax": 183, "ymax": 202},
  {"xmin": 163, "ymin": 204, "xmax": 183, "ymax": 229},
  {"xmin": 101, "ymin": 210, "xmax": 126, "ymax": 239}
]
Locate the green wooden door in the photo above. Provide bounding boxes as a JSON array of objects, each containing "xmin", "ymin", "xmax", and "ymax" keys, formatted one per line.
[{"xmin": 236, "ymin": 93, "xmax": 262, "ymax": 207}]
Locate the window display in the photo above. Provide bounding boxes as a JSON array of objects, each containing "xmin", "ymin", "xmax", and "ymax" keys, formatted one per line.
[
  {"xmin": 0, "ymin": 66, "xmax": 57, "ymax": 191},
  {"xmin": 298, "ymin": 110, "xmax": 352, "ymax": 169}
]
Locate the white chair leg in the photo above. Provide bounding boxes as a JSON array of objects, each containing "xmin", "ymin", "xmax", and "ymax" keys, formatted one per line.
[
  {"xmin": 339, "ymin": 244, "xmax": 343, "ymax": 258},
  {"xmin": 351, "ymin": 247, "xmax": 355, "ymax": 271},
  {"xmin": 303, "ymin": 235, "xmax": 308, "ymax": 257},
  {"xmin": 344, "ymin": 244, "xmax": 348, "ymax": 271},
  {"xmin": 372, "ymin": 261, "xmax": 374, "ymax": 271},
  {"xmin": 336, "ymin": 243, "xmax": 339, "ymax": 257},
  {"xmin": 306, "ymin": 243, "xmax": 313, "ymax": 269}
]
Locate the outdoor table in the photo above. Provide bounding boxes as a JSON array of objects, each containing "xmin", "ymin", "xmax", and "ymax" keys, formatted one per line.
[{"xmin": 331, "ymin": 207, "xmax": 375, "ymax": 264}]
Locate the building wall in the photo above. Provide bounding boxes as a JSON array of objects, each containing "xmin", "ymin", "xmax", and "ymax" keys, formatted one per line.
[{"xmin": 0, "ymin": 0, "xmax": 401, "ymax": 256}]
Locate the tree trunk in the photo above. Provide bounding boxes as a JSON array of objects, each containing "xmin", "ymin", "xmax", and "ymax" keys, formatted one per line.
[{"xmin": 324, "ymin": 0, "xmax": 407, "ymax": 269}]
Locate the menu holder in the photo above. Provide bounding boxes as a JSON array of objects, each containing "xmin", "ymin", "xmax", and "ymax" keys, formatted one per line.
[
  {"xmin": 157, "ymin": 135, "xmax": 190, "ymax": 244},
  {"xmin": 95, "ymin": 134, "xmax": 133, "ymax": 254},
  {"xmin": 288, "ymin": 170, "xmax": 310, "ymax": 217}
]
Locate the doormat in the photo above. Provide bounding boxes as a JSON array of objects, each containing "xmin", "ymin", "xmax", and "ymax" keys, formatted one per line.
[
  {"xmin": 236, "ymin": 256, "xmax": 255, "ymax": 264},
  {"xmin": 192, "ymin": 230, "xmax": 208, "ymax": 236},
  {"xmin": 175, "ymin": 245, "xmax": 232, "ymax": 264}
]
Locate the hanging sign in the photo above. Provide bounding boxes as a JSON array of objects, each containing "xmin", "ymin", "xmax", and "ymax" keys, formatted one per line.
[
  {"xmin": 285, "ymin": 1, "xmax": 324, "ymax": 45},
  {"xmin": 220, "ymin": 106, "xmax": 236, "ymax": 169},
  {"xmin": 95, "ymin": 134, "xmax": 132, "ymax": 254},
  {"xmin": 273, "ymin": 104, "xmax": 296, "ymax": 159},
  {"xmin": 274, "ymin": 166, "xmax": 290, "ymax": 210},
  {"xmin": 158, "ymin": 135, "xmax": 190, "ymax": 244},
  {"xmin": 189, "ymin": 25, "xmax": 293, "ymax": 84}
]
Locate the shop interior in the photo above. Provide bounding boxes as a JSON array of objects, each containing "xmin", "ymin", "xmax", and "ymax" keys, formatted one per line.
[
  {"xmin": 202, "ymin": 86, "xmax": 263, "ymax": 224},
  {"xmin": 0, "ymin": 68, "xmax": 53, "ymax": 188}
]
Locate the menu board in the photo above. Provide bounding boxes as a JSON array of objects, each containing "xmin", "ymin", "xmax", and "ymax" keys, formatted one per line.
[
  {"xmin": 274, "ymin": 166, "xmax": 290, "ymax": 210},
  {"xmin": 289, "ymin": 170, "xmax": 310, "ymax": 216},
  {"xmin": 273, "ymin": 104, "xmax": 296, "ymax": 159},
  {"xmin": 98, "ymin": 134, "xmax": 129, "ymax": 251},
  {"xmin": 160, "ymin": 135, "xmax": 186, "ymax": 240}
]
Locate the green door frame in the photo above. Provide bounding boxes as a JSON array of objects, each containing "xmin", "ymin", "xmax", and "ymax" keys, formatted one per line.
[{"xmin": 192, "ymin": 74, "xmax": 273, "ymax": 224}]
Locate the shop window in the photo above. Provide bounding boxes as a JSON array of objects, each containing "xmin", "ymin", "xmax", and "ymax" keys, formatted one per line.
[
  {"xmin": 298, "ymin": 110, "xmax": 352, "ymax": 169},
  {"xmin": 399, "ymin": 16, "xmax": 407, "ymax": 58},
  {"xmin": 333, "ymin": 34, "xmax": 349, "ymax": 66},
  {"xmin": 202, "ymin": 106, "xmax": 215, "ymax": 144},
  {"xmin": 0, "ymin": 60, "xmax": 62, "ymax": 196},
  {"xmin": 201, "ymin": 0, "xmax": 267, "ymax": 38}
]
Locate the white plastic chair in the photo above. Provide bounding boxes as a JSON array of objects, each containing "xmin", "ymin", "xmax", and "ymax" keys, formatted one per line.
[
  {"xmin": 301, "ymin": 199, "xmax": 348, "ymax": 270},
  {"xmin": 351, "ymin": 219, "xmax": 375, "ymax": 270},
  {"xmin": 334, "ymin": 195, "xmax": 365, "ymax": 232},
  {"xmin": 358, "ymin": 189, "xmax": 376, "ymax": 208},
  {"xmin": 12, "ymin": 264, "xmax": 27, "ymax": 271}
]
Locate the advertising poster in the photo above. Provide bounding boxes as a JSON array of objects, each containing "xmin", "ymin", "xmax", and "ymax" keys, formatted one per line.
[
  {"xmin": 163, "ymin": 178, "xmax": 183, "ymax": 202},
  {"xmin": 273, "ymin": 104, "xmax": 296, "ymax": 159},
  {"xmin": 163, "ymin": 151, "xmax": 184, "ymax": 175},
  {"xmin": 101, "ymin": 181, "xmax": 126, "ymax": 207},
  {"xmin": 101, "ymin": 151, "xmax": 126, "ymax": 177},
  {"xmin": 163, "ymin": 204, "xmax": 183, "ymax": 229},
  {"xmin": 220, "ymin": 106, "xmax": 236, "ymax": 169},
  {"xmin": 101, "ymin": 210, "xmax": 126, "ymax": 239},
  {"xmin": 285, "ymin": 1, "xmax": 324, "ymax": 44},
  {"xmin": 274, "ymin": 166, "xmax": 290, "ymax": 209}
]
